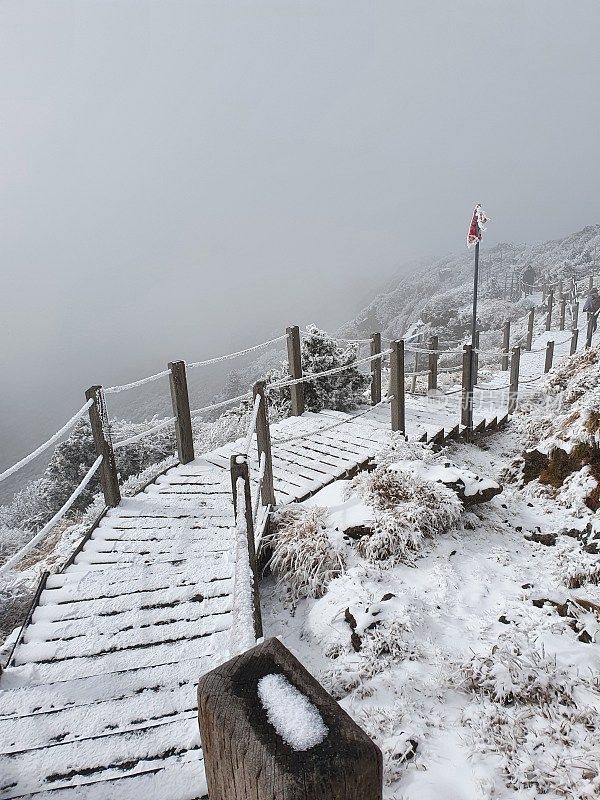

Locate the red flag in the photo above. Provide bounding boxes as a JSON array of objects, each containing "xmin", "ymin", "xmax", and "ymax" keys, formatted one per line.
[{"xmin": 467, "ymin": 204, "xmax": 489, "ymax": 247}]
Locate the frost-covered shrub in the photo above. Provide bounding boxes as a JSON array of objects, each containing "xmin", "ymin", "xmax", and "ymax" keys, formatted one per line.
[
  {"xmin": 464, "ymin": 701, "xmax": 600, "ymax": 797},
  {"xmin": 266, "ymin": 325, "xmax": 370, "ymax": 416},
  {"xmin": 265, "ymin": 507, "xmax": 346, "ymax": 603},
  {"xmin": 350, "ymin": 466, "xmax": 461, "ymax": 562},
  {"xmin": 461, "ymin": 635, "xmax": 576, "ymax": 706}
]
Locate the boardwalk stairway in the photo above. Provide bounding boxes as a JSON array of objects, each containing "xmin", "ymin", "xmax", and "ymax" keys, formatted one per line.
[{"xmin": 0, "ymin": 411, "xmax": 392, "ymax": 799}]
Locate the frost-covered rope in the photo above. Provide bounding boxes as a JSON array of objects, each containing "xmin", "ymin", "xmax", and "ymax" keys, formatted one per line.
[
  {"xmin": 473, "ymin": 382, "xmax": 511, "ymax": 391},
  {"xmin": 269, "ymin": 349, "xmax": 392, "ymax": 389},
  {"xmin": 0, "ymin": 399, "xmax": 94, "ymax": 484},
  {"xmin": 113, "ymin": 417, "xmax": 176, "ymax": 449},
  {"xmin": 252, "ymin": 452, "xmax": 266, "ymax": 524},
  {"xmin": 405, "ymin": 369, "xmax": 431, "ymax": 377},
  {"xmin": 300, "ymin": 330, "xmax": 372, "ymax": 345},
  {"xmin": 405, "ymin": 345, "xmax": 464, "ymax": 355},
  {"xmin": 519, "ymin": 374, "xmax": 544, "ymax": 385},
  {"xmin": 0, "ymin": 456, "xmax": 103, "ymax": 575},
  {"xmin": 104, "ymin": 369, "xmax": 171, "ymax": 395},
  {"xmin": 241, "ymin": 394, "xmax": 262, "ymax": 457},
  {"xmin": 272, "ymin": 398, "xmax": 391, "ymax": 445},
  {"xmin": 190, "ymin": 391, "xmax": 252, "ymax": 418},
  {"xmin": 187, "ymin": 334, "xmax": 288, "ymax": 370}
]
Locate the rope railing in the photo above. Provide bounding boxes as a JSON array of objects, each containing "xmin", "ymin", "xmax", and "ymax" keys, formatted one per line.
[
  {"xmin": 104, "ymin": 369, "xmax": 171, "ymax": 395},
  {"xmin": 187, "ymin": 334, "xmax": 288, "ymax": 370},
  {"xmin": 269, "ymin": 349, "xmax": 392, "ymax": 389},
  {"xmin": 0, "ymin": 455, "xmax": 103, "ymax": 575},
  {"xmin": 299, "ymin": 330, "xmax": 372, "ymax": 345},
  {"xmin": 241, "ymin": 395, "xmax": 262, "ymax": 458},
  {"xmin": 112, "ymin": 416, "xmax": 177, "ymax": 450},
  {"xmin": 189, "ymin": 391, "xmax": 252, "ymax": 419},
  {"xmin": 0, "ymin": 399, "xmax": 94, "ymax": 484},
  {"xmin": 252, "ymin": 452, "xmax": 267, "ymax": 525}
]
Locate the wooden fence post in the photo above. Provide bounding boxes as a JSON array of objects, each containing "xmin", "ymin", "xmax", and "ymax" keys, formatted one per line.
[
  {"xmin": 461, "ymin": 344, "xmax": 473, "ymax": 431},
  {"xmin": 501, "ymin": 321, "xmax": 510, "ymax": 371},
  {"xmin": 410, "ymin": 335, "xmax": 420, "ymax": 394},
  {"xmin": 168, "ymin": 361, "xmax": 194, "ymax": 464},
  {"xmin": 508, "ymin": 346, "xmax": 521, "ymax": 415},
  {"xmin": 230, "ymin": 456, "xmax": 263, "ymax": 640},
  {"xmin": 427, "ymin": 335, "xmax": 439, "ymax": 393},
  {"xmin": 198, "ymin": 637, "xmax": 383, "ymax": 800},
  {"xmin": 559, "ymin": 297, "xmax": 566, "ymax": 331},
  {"xmin": 572, "ymin": 301, "xmax": 579, "ymax": 331},
  {"xmin": 544, "ymin": 340, "xmax": 555, "ymax": 373},
  {"xmin": 589, "ymin": 275, "xmax": 594, "ymax": 292},
  {"xmin": 389, "ymin": 340, "xmax": 405, "ymax": 434},
  {"xmin": 252, "ymin": 381, "xmax": 276, "ymax": 507},
  {"xmin": 545, "ymin": 289, "xmax": 553, "ymax": 331},
  {"xmin": 570, "ymin": 328, "xmax": 579, "ymax": 356},
  {"xmin": 85, "ymin": 386, "xmax": 121, "ymax": 507},
  {"xmin": 370, "ymin": 333, "xmax": 382, "ymax": 406},
  {"xmin": 286, "ymin": 326, "xmax": 305, "ymax": 416},
  {"xmin": 586, "ymin": 314, "xmax": 595, "ymax": 349},
  {"xmin": 526, "ymin": 307, "xmax": 534, "ymax": 351}
]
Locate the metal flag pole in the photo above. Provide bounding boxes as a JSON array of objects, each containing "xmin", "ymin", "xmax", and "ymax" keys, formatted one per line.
[{"xmin": 471, "ymin": 240, "xmax": 480, "ymax": 352}]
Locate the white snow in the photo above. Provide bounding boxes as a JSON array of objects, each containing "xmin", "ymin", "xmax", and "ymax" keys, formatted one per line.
[{"xmin": 257, "ymin": 672, "xmax": 328, "ymax": 751}]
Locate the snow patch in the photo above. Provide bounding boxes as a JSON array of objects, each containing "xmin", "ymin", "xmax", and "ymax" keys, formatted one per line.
[{"xmin": 257, "ymin": 673, "xmax": 328, "ymax": 751}]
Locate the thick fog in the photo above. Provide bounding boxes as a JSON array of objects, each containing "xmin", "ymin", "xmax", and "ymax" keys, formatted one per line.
[{"xmin": 1, "ymin": 0, "xmax": 599, "ymax": 473}]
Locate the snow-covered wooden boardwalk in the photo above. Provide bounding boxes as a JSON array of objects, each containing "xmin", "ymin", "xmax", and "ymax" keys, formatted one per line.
[
  {"xmin": 0, "ymin": 319, "xmax": 595, "ymax": 799},
  {"xmin": 0, "ymin": 412, "xmax": 392, "ymax": 800}
]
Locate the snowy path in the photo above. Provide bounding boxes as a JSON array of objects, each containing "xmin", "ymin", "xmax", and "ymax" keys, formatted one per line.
[{"xmin": 0, "ymin": 322, "xmax": 595, "ymax": 799}]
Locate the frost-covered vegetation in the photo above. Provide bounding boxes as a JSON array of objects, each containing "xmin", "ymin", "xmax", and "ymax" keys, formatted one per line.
[{"xmin": 263, "ymin": 341, "xmax": 600, "ymax": 798}]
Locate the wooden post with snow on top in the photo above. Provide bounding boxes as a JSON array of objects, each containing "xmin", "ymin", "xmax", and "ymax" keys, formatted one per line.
[
  {"xmin": 526, "ymin": 307, "xmax": 535, "ymax": 351},
  {"xmin": 545, "ymin": 289, "xmax": 553, "ymax": 331},
  {"xmin": 428, "ymin": 335, "xmax": 438, "ymax": 393},
  {"xmin": 508, "ymin": 346, "xmax": 521, "ymax": 415},
  {"xmin": 389, "ymin": 340, "xmax": 405, "ymax": 434},
  {"xmin": 168, "ymin": 360, "xmax": 195, "ymax": 464},
  {"xmin": 370, "ymin": 332, "xmax": 382, "ymax": 405},
  {"xmin": 286, "ymin": 326, "xmax": 305, "ymax": 416},
  {"xmin": 501, "ymin": 321, "xmax": 510, "ymax": 371},
  {"xmin": 544, "ymin": 340, "xmax": 555, "ymax": 373},
  {"xmin": 197, "ymin": 637, "xmax": 383, "ymax": 800},
  {"xmin": 85, "ymin": 385, "xmax": 121, "ymax": 508}
]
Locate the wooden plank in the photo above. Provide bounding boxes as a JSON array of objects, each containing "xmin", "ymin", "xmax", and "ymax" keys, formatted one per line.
[
  {"xmin": 0, "ymin": 715, "xmax": 201, "ymax": 798},
  {"xmin": 16, "ymin": 612, "xmax": 233, "ymax": 666},
  {"xmin": 4, "ymin": 750, "xmax": 206, "ymax": 800},
  {"xmin": 11, "ymin": 629, "xmax": 231, "ymax": 685}
]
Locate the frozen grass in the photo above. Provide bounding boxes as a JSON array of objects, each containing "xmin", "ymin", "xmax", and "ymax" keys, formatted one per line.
[
  {"xmin": 265, "ymin": 507, "xmax": 346, "ymax": 604},
  {"xmin": 351, "ymin": 465, "xmax": 462, "ymax": 563}
]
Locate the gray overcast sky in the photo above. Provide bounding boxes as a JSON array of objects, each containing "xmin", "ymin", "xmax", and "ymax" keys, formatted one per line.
[{"xmin": 1, "ymin": 0, "xmax": 599, "ymax": 464}]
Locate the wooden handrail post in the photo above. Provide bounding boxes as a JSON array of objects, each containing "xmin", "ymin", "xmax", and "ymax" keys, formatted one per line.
[
  {"xmin": 508, "ymin": 346, "xmax": 521, "ymax": 415},
  {"xmin": 544, "ymin": 340, "xmax": 555, "ymax": 373},
  {"xmin": 370, "ymin": 332, "xmax": 382, "ymax": 405},
  {"xmin": 168, "ymin": 360, "xmax": 194, "ymax": 464},
  {"xmin": 197, "ymin": 638, "xmax": 383, "ymax": 800},
  {"xmin": 428, "ymin": 335, "xmax": 438, "ymax": 393},
  {"xmin": 461, "ymin": 344, "xmax": 473, "ymax": 431},
  {"xmin": 473, "ymin": 330, "xmax": 480, "ymax": 384},
  {"xmin": 230, "ymin": 455, "xmax": 263, "ymax": 640},
  {"xmin": 545, "ymin": 289, "xmax": 553, "ymax": 331},
  {"xmin": 410, "ymin": 335, "xmax": 420, "ymax": 394},
  {"xmin": 589, "ymin": 275, "xmax": 594, "ymax": 292},
  {"xmin": 286, "ymin": 326, "xmax": 305, "ymax": 416},
  {"xmin": 570, "ymin": 327, "xmax": 579, "ymax": 356},
  {"xmin": 253, "ymin": 381, "xmax": 276, "ymax": 507},
  {"xmin": 586, "ymin": 313, "xmax": 595, "ymax": 349},
  {"xmin": 572, "ymin": 300, "xmax": 579, "ymax": 331},
  {"xmin": 526, "ymin": 307, "xmax": 534, "ymax": 351},
  {"xmin": 559, "ymin": 297, "xmax": 566, "ymax": 331},
  {"xmin": 501, "ymin": 321, "xmax": 510, "ymax": 371},
  {"xmin": 85, "ymin": 386, "xmax": 121, "ymax": 507},
  {"xmin": 389, "ymin": 340, "xmax": 405, "ymax": 434}
]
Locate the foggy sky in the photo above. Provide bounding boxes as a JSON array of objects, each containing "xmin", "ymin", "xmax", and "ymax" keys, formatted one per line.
[{"xmin": 1, "ymin": 0, "xmax": 599, "ymax": 467}]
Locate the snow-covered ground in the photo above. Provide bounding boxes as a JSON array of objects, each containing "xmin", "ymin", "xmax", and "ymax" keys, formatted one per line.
[{"xmin": 262, "ymin": 351, "xmax": 600, "ymax": 799}]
